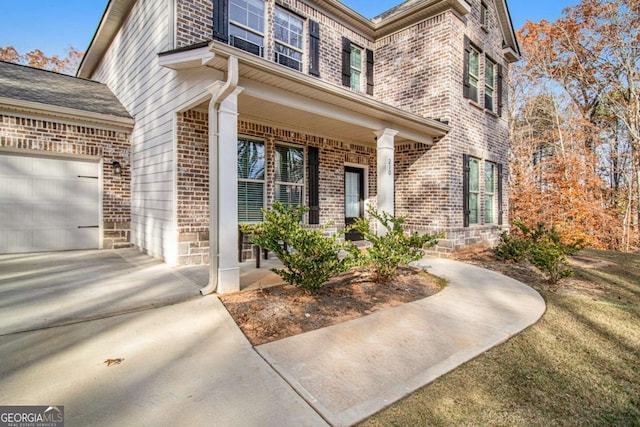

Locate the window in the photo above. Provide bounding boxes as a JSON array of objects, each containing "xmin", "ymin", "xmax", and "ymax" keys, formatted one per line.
[
  {"xmin": 485, "ymin": 56, "xmax": 495, "ymax": 111},
  {"xmin": 342, "ymin": 38, "xmax": 373, "ymax": 94},
  {"xmin": 237, "ymin": 138, "xmax": 265, "ymax": 222},
  {"xmin": 274, "ymin": 7, "xmax": 304, "ymax": 71},
  {"xmin": 468, "ymin": 46, "xmax": 480, "ymax": 103},
  {"xmin": 468, "ymin": 157, "xmax": 480, "ymax": 224},
  {"xmin": 229, "ymin": 0, "xmax": 265, "ymax": 56},
  {"xmin": 350, "ymin": 45, "xmax": 362, "ymax": 91},
  {"xmin": 481, "ymin": 2, "xmax": 488, "ymax": 28},
  {"xmin": 485, "ymin": 162, "xmax": 496, "ymax": 223},
  {"xmin": 275, "ymin": 144, "xmax": 304, "ymax": 208}
]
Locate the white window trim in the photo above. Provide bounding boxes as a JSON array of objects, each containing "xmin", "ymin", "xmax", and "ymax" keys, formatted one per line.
[
  {"xmin": 229, "ymin": 0, "xmax": 267, "ymax": 56},
  {"xmin": 274, "ymin": 142, "xmax": 306, "ymax": 208},
  {"xmin": 237, "ymin": 136, "xmax": 267, "ymax": 223},
  {"xmin": 273, "ymin": 6, "xmax": 305, "ymax": 71},
  {"xmin": 484, "ymin": 161, "xmax": 496, "ymax": 224},
  {"xmin": 484, "ymin": 56, "xmax": 496, "ymax": 112},
  {"xmin": 468, "ymin": 46, "xmax": 480, "ymax": 103},
  {"xmin": 469, "ymin": 157, "xmax": 480, "ymax": 225},
  {"xmin": 350, "ymin": 44, "xmax": 364, "ymax": 92}
]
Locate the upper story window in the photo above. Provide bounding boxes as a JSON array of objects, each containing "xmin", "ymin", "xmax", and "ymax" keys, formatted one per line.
[
  {"xmin": 350, "ymin": 45, "xmax": 363, "ymax": 91},
  {"xmin": 229, "ymin": 0, "xmax": 265, "ymax": 56},
  {"xmin": 468, "ymin": 46, "xmax": 480, "ymax": 103},
  {"xmin": 342, "ymin": 38, "xmax": 374, "ymax": 95},
  {"xmin": 274, "ymin": 7, "xmax": 304, "ymax": 72},
  {"xmin": 480, "ymin": 1, "xmax": 489, "ymax": 29},
  {"xmin": 484, "ymin": 56, "xmax": 495, "ymax": 111}
]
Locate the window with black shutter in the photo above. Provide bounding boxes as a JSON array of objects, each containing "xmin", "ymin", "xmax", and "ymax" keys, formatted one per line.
[
  {"xmin": 309, "ymin": 20, "xmax": 320, "ymax": 77},
  {"xmin": 308, "ymin": 147, "xmax": 319, "ymax": 224},
  {"xmin": 497, "ymin": 63, "xmax": 504, "ymax": 117},
  {"xmin": 497, "ymin": 163, "xmax": 504, "ymax": 225},
  {"xmin": 463, "ymin": 154, "xmax": 470, "ymax": 227},
  {"xmin": 213, "ymin": 0, "xmax": 229, "ymax": 43},
  {"xmin": 366, "ymin": 49, "xmax": 374, "ymax": 95},
  {"xmin": 341, "ymin": 37, "xmax": 351, "ymax": 87}
]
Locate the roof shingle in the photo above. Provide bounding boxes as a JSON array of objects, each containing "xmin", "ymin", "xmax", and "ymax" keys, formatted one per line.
[{"xmin": 0, "ymin": 61, "xmax": 131, "ymax": 119}]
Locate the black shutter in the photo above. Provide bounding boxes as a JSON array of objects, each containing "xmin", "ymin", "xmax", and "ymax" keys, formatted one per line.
[
  {"xmin": 341, "ymin": 37, "xmax": 351, "ymax": 87},
  {"xmin": 309, "ymin": 20, "xmax": 320, "ymax": 77},
  {"xmin": 366, "ymin": 49, "xmax": 374, "ymax": 95},
  {"xmin": 463, "ymin": 36, "xmax": 471, "ymax": 99},
  {"xmin": 463, "ymin": 154, "xmax": 470, "ymax": 227},
  {"xmin": 497, "ymin": 63, "xmax": 504, "ymax": 117},
  {"xmin": 213, "ymin": 0, "xmax": 229, "ymax": 43},
  {"xmin": 308, "ymin": 147, "xmax": 320, "ymax": 224},
  {"xmin": 497, "ymin": 163, "xmax": 504, "ymax": 225}
]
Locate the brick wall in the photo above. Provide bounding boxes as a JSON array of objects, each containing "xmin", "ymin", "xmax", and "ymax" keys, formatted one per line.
[
  {"xmin": 176, "ymin": 0, "xmax": 213, "ymax": 48},
  {"xmin": 0, "ymin": 114, "xmax": 132, "ymax": 249},
  {"xmin": 175, "ymin": 111, "xmax": 378, "ymax": 265},
  {"xmin": 173, "ymin": 0, "xmax": 514, "ymax": 256}
]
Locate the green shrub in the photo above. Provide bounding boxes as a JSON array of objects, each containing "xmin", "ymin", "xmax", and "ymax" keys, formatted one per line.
[
  {"xmin": 495, "ymin": 220, "xmax": 584, "ymax": 284},
  {"xmin": 242, "ymin": 202, "xmax": 359, "ymax": 293},
  {"xmin": 349, "ymin": 209, "xmax": 442, "ymax": 282},
  {"xmin": 493, "ymin": 230, "xmax": 530, "ymax": 262}
]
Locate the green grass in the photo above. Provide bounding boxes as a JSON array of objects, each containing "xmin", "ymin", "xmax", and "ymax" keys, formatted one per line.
[{"xmin": 359, "ymin": 249, "xmax": 640, "ymax": 426}]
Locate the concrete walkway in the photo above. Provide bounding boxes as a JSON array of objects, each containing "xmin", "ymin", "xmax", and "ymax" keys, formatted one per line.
[
  {"xmin": 0, "ymin": 255, "xmax": 545, "ymax": 426},
  {"xmin": 256, "ymin": 258, "xmax": 546, "ymax": 426}
]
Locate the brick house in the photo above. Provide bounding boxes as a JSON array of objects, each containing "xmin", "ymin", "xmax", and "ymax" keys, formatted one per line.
[
  {"xmin": 2, "ymin": 0, "xmax": 520, "ymax": 294},
  {"xmin": 0, "ymin": 61, "xmax": 133, "ymax": 253}
]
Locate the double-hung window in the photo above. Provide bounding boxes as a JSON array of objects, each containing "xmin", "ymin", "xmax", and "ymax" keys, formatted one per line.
[
  {"xmin": 468, "ymin": 46, "xmax": 480, "ymax": 103},
  {"xmin": 485, "ymin": 57, "xmax": 495, "ymax": 111},
  {"xmin": 350, "ymin": 45, "xmax": 362, "ymax": 91},
  {"xmin": 237, "ymin": 138, "xmax": 266, "ymax": 222},
  {"xmin": 275, "ymin": 144, "xmax": 304, "ymax": 208},
  {"xmin": 468, "ymin": 157, "xmax": 480, "ymax": 225},
  {"xmin": 229, "ymin": 0, "xmax": 265, "ymax": 56},
  {"xmin": 484, "ymin": 162, "xmax": 496, "ymax": 223},
  {"xmin": 274, "ymin": 7, "xmax": 304, "ymax": 71}
]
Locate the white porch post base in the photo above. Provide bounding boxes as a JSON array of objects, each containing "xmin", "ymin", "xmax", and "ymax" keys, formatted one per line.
[
  {"xmin": 215, "ymin": 88, "xmax": 243, "ymax": 293},
  {"xmin": 375, "ymin": 128, "xmax": 398, "ymax": 235}
]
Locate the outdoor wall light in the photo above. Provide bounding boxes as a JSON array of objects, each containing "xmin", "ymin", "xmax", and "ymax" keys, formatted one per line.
[{"xmin": 112, "ymin": 160, "xmax": 122, "ymax": 175}]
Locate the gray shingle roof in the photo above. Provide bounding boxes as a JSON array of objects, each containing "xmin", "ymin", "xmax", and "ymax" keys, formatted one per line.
[{"xmin": 0, "ymin": 60, "xmax": 131, "ymax": 118}]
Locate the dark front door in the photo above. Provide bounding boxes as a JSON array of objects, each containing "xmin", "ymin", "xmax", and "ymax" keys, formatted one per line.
[{"xmin": 344, "ymin": 167, "xmax": 365, "ymax": 241}]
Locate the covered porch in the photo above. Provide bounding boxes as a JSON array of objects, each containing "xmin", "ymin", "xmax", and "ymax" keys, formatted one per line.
[{"xmin": 160, "ymin": 42, "xmax": 449, "ymax": 294}]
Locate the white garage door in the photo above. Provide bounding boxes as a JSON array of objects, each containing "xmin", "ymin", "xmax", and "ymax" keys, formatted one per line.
[{"xmin": 0, "ymin": 152, "xmax": 100, "ymax": 253}]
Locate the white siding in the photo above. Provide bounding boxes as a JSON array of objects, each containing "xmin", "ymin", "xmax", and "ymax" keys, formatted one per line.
[{"xmin": 91, "ymin": 0, "xmax": 222, "ymax": 264}]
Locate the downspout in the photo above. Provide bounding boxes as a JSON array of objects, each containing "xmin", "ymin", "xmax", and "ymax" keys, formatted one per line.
[{"xmin": 200, "ymin": 55, "xmax": 239, "ymax": 295}]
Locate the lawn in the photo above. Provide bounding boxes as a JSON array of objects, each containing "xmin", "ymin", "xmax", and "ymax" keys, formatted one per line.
[{"xmin": 359, "ymin": 249, "xmax": 640, "ymax": 426}]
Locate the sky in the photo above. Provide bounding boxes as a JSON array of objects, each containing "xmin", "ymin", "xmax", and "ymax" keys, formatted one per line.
[{"xmin": 0, "ymin": 0, "xmax": 577, "ymax": 60}]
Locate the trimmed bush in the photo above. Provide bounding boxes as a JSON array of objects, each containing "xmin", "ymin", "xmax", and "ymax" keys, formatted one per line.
[
  {"xmin": 349, "ymin": 209, "xmax": 442, "ymax": 282},
  {"xmin": 242, "ymin": 202, "xmax": 359, "ymax": 293}
]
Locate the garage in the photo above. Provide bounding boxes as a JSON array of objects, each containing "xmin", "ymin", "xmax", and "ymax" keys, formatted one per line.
[{"xmin": 0, "ymin": 152, "xmax": 100, "ymax": 253}]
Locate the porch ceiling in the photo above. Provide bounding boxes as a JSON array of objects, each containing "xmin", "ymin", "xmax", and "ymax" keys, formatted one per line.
[{"xmin": 161, "ymin": 43, "xmax": 450, "ymax": 146}]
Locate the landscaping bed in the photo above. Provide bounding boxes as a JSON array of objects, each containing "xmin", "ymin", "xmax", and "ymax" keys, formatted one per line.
[{"xmin": 220, "ymin": 266, "xmax": 445, "ymax": 346}]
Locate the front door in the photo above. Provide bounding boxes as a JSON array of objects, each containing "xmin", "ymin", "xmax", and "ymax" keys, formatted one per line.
[{"xmin": 344, "ymin": 167, "xmax": 364, "ymax": 241}]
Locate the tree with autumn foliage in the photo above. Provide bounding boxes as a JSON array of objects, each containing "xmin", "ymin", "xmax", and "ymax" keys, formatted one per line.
[
  {"xmin": 0, "ymin": 45, "xmax": 83, "ymax": 75},
  {"xmin": 510, "ymin": 0, "xmax": 639, "ymax": 251}
]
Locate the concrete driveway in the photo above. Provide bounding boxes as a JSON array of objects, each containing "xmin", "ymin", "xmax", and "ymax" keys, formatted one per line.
[{"xmin": 0, "ymin": 249, "xmax": 201, "ymax": 336}]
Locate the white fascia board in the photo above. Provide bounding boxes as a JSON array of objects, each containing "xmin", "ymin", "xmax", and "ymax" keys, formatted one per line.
[
  {"xmin": 241, "ymin": 79, "xmax": 435, "ymax": 145},
  {"xmin": 0, "ymin": 97, "xmax": 135, "ymax": 131},
  {"xmin": 158, "ymin": 46, "xmax": 214, "ymax": 70}
]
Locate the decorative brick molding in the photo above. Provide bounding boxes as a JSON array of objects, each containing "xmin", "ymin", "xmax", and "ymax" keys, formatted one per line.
[{"xmin": 0, "ymin": 114, "xmax": 132, "ymax": 250}]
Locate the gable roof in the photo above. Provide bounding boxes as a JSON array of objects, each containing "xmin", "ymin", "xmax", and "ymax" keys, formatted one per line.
[{"xmin": 0, "ymin": 60, "xmax": 131, "ymax": 119}]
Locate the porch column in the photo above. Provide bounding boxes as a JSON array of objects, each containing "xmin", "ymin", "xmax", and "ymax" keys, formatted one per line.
[
  {"xmin": 374, "ymin": 128, "xmax": 398, "ymax": 235},
  {"xmin": 215, "ymin": 87, "xmax": 243, "ymax": 293}
]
